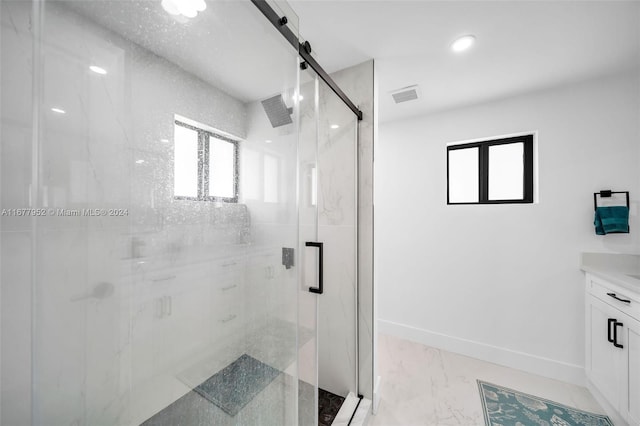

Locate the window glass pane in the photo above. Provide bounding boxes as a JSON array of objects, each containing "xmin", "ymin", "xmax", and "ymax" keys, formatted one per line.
[
  {"xmin": 489, "ymin": 142, "xmax": 523, "ymax": 200},
  {"xmin": 209, "ymin": 137, "xmax": 235, "ymax": 198},
  {"xmin": 174, "ymin": 125, "xmax": 198, "ymax": 197},
  {"xmin": 264, "ymin": 154, "xmax": 279, "ymax": 203},
  {"xmin": 448, "ymin": 147, "xmax": 479, "ymax": 203}
]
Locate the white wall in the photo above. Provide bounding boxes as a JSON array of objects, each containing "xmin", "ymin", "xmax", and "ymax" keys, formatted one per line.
[{"xmin": 376, "ymin": 71, "xmax": 640, "ymax": 384}]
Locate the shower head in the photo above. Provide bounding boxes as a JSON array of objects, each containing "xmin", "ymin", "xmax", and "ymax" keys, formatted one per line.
[{"xmin": 261, "ymin": 94, "xmax": 293, "ymax": 128}]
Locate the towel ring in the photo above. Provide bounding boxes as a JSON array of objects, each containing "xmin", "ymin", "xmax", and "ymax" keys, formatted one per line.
[{"xmin": 593, "ymin": 190, "xmax": 629, "ymax": 211}]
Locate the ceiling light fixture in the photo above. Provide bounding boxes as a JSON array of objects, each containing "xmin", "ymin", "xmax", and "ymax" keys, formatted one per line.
[
  {"xmin": 51, "ymin": 107, "xmax": 66, "ymax": 114},
  {"xmin": 330, "ymin": 124, "xmax": 339, "ymax": 129},
  {"xmin": 265, "ymin": 140, "xmax": 273, "ymax": 144},
  {"xmin": 451, "ymin": 35, "xmax": 476, "ymax": 53},
  {"xmin": 135, "ymin": 159, "xmax": 145, "ymax": 164},
  {"xmin": 89, "ymin": 65, "xmax": 107, "ymax": 75},
  {"xmin": 162, "ymin": 0, "xmax": 206, "ymax": 18}
]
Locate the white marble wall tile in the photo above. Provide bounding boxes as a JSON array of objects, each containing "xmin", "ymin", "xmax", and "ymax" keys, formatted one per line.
[
  {"xmin": 0, "ymin": 231, "xmax": 32, "ymax": 425},
  {"xmin": 314, "ymin": 71, "xmax": 360, "ymax": 397},
  {"xmin": 1, "ymin": 2, "xmax": 34, "ymax": 423},
  {"xmin": 317, "ymin": 224, "xmax": 357, "ymax": 396},
  {"xmin": 331, "ymin": 60, "xmax": 375, "ymax": 400}
]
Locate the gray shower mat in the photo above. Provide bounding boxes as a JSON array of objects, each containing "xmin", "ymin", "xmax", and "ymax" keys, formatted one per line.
[{"xmin": 192, "ymin": 353, "xmax": 281, "ymax": 416}]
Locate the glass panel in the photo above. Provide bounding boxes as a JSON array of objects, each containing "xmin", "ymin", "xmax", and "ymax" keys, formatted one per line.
[
  {"xmin": 1, "ymin": 0, "xmax": 300, "ymax": 425},
  {"xmin": 174, "ymin": 125, "xmax": 199, "ymax": 197},
  {"xmin": 448, "ymin": 147, "xmax": 479, "ymax": 203},
  {"xmin": 264, "ymin": 154, "xmax": 279, "ymax": 203},
  {"xmin": 297, "ymin": 67, "xmax": 319, "ymax": 426},
  {"xmin": 241, "ymin": 148, "xmax": 261, "ymax": 200},
  {"xmin": 298, "ymin": 61, "xmax": 359, "ymax": 426},
  {"xmin": 208, "ymin": 137, "xmax": 235, "ymax": 198},
  {"xmin": 489, "ymin": 142, "xmax": 524, "ymax": 200},
  {"xmin": 316, "ymin": 73, "xmax": 358, "ymax": 401},
  {"xmin": 311, "ymin": 166, "xmax": 318, "ymax": 206}
]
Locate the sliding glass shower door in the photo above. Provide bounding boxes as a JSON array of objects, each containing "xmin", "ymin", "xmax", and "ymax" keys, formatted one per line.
[
  {"xmin": 1, "ymin": 0, "xmax": 302, "ymax": 424},
  {"xmin": 298, "ymin": 65, "xmax": 359, "ymax": 425}
]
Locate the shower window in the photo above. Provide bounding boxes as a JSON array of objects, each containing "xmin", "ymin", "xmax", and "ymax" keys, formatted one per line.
[{"xmin": 174, "ymin": 120, "xmax": 239, "ymax": 202}]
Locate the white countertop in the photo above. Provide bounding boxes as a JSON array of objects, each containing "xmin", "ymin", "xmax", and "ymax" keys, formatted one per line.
[{"xmin": 581, "ymin": 252, "xmax": 640, "ymax": 294}]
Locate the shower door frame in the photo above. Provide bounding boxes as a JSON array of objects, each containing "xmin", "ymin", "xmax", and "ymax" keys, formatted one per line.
[
  {"xmin": 249, "ymin": 0, "xmax": 363, "ymax": 122},
  {"xmin": 298, "ymin": 64, "xmax": 362, "ymax": 424}
]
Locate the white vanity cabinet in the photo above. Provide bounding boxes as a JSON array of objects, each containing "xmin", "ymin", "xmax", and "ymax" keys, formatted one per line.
[
  {"xmin": 627, "ymin": 317, "xmax": 640, "ymax": 425},
  {"xmin": 585, "ymin": 273, "xmax": 640, "ymax": 426}
]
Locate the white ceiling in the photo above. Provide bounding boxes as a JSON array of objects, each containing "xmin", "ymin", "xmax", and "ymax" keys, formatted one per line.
[
  {"xmin": 67, "ymin": 0, "xmax": 640, "ymax": 123},
  {"xmin": 66, "ymin": 0, "xmax": 300, "ymax": 103},
  {"xmin": 290, "ymin": 0, "xmax": 640, "ymax": 123}
]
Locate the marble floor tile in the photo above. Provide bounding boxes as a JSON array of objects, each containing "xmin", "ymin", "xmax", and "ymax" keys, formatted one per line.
[{"xmin": 370, "ymin": 334, "xmax": 605, "ymax": 426}]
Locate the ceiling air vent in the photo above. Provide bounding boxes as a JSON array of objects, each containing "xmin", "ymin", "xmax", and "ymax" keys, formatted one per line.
[{"xmin": 391, "ymin": 85, "xmax": 420, "ymax": 104}]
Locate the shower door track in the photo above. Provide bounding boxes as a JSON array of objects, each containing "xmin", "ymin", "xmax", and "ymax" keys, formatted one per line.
[{"xmin": 250, "ymin": 0, "xmax": 363, "ymax": 121}]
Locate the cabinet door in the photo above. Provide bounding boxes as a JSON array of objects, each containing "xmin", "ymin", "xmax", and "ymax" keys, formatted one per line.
[
  {"xmin": 626, "ymin": 316, "xmax": 640, "ymax": 425},
  {"xmin": 588, "ymin": 295, "xmax": 626, "ymax": 411}
]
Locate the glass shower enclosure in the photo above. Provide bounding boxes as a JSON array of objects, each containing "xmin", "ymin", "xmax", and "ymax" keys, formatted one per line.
[
  {"xmin": 0, "ymin": 0, "xmax": 360, "ymax": 424},
  {"xmin": 299, "ymin": 66, "xmax": 359, "ymax": 426}
]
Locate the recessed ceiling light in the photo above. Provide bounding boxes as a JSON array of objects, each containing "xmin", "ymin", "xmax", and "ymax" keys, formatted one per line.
[
  {"xmin": 51, "ymin": 107, "xmax": 66, "ymax": 114},
  {"xmin": 162, "ymin": 0, "xmax": 206, "ymax": 18},
  {"xmin": 451, "ymin": 35, "xmax": 476, "ymax": 52},
  {"xmin": 161, "ymin": 138, "xmax": 169, "ymax": 143},
  {"xmin": 135, "ymin": 159, "xmax": 145, "ymax": 164},
  {"xmin": 330, "ymin": 124, "xmax": 340, "ymax": 129},
  {"xmin": 89, "ymin": 65, "xmax": 107, "ymax": 75},
  {"xmin": 265, "ymin": 140, "xmax": 272, "ymax": 144}
]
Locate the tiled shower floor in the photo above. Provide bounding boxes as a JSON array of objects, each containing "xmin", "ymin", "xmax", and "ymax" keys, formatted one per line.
[
  {"xmin": 142, "ymin": 377, "xmax": 345, "ymax": 426},
  {"xmin": 140, "ymin": 369, "xmax": 296, "ymax": 426},
  {"xmin": 318, "ymin": 388, "xmax": 346, "ymax": 426},
  {"xmin": 299, "ymin": 381, "xmax": 347, "ymax": 426}
]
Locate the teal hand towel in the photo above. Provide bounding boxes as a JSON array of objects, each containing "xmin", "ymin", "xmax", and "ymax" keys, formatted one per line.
[{"xmin": 594, "ymin": 206, "xmax": 629, "ymax": 235}]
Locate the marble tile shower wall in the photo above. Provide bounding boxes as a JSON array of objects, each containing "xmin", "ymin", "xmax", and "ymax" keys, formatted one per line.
[
  {"xmin": 240, "ymin": 99, "xmax": 298, "ymax": 372},
  {"xmin": 331, "ymin": 60, "xmax": 375, "ymax": 401},
  {"xmin": 315, "ymin": 78, "xmax": 358, "ymax": 398},
  {"xmin": 1, "ymin": 2, "xmax": 298, "ymax": 425},
  {"xmin": 1, "ymin": 2, "xmax": 35, "ymax": 424}
]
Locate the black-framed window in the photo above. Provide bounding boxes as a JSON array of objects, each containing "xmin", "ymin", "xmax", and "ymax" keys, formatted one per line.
[
  {"xmin": 173, "ymin": 120, "xmax": 239, "ymax": 202},
  {"xmin": 447, "ymin": 134, "xmax": 534, "ymax": 204}
]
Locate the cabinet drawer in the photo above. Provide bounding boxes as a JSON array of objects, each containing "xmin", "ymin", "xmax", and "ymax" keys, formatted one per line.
[
  {"xmin": 212, "ymin": 310, "xmax": 243, "ymax": 344},
  {"xmin": 589, "ymin": 275, "xmax": 640, "ymax": 322}
]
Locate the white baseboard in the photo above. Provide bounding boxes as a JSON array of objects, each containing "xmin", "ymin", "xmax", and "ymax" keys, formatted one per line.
[{"xmin": 378, "ymin": 319, "xmax": 585, "ymax": 386}]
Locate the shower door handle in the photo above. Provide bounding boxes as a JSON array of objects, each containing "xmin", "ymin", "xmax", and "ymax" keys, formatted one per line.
[{"xmin": 306, "ymin": 242, "xmax": 323, "ymax": 294}]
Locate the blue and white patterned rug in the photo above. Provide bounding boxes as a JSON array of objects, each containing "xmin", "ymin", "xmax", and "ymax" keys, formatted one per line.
[{"xmin": 478, "ymin": 380, "xmax": 613, "ymax": 426}]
